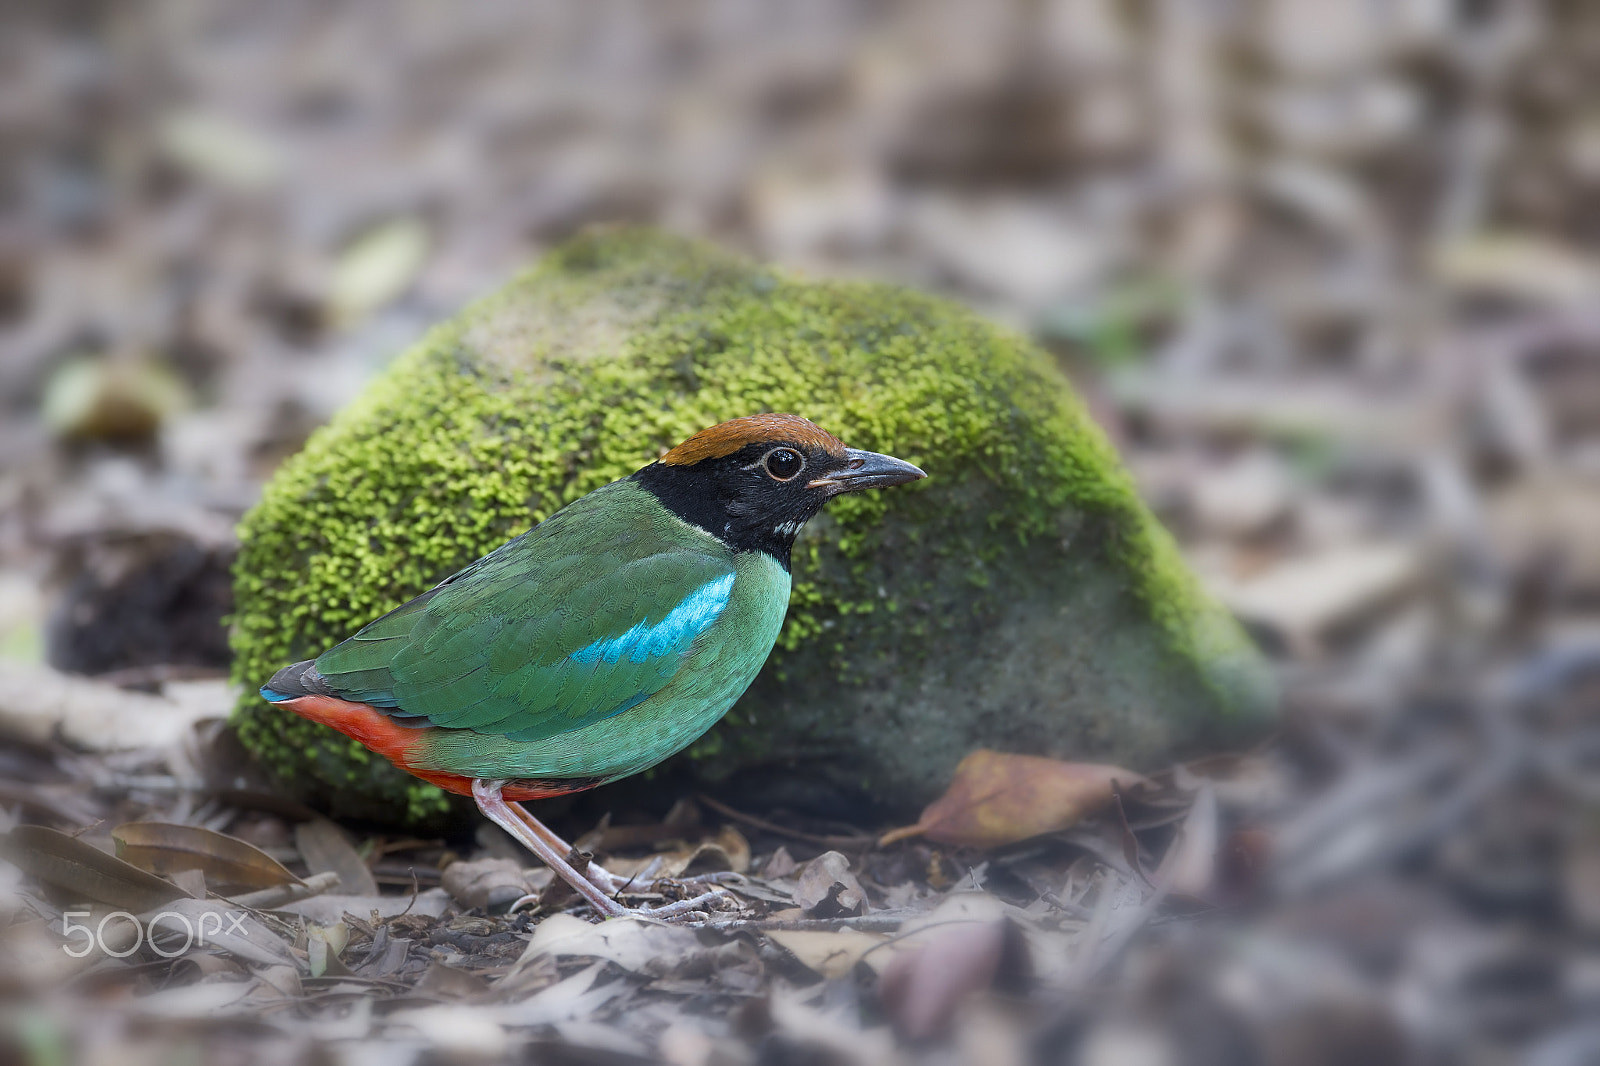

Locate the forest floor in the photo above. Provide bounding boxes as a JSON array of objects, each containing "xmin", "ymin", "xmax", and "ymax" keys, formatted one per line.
[{"xmin": 3, "ymin": 3, "xmax": 1599, "ymax": 1063}]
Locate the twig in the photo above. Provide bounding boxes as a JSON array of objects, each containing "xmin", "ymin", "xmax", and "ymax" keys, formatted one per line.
[
  {"xmin": 1109, "ymin": 784, "xmax": 1154, "ymax": 889},
  {"xmin": 703, "ymin": 914, "xmax": 911, "ymax": 934},
  {"xmin": 696, "ymin": 793, "xmax": 875, "ymax": 850},
  {"xmin": 227, "ymin": 870, "xmax": 340, "ymax": 909}
]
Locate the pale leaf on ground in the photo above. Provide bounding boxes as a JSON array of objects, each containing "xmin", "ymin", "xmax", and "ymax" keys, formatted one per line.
[
  {"xmin": 514, "ymin": 914, "xmax": 700, "ymax": 975},
  {"xmin": 794, "ymin": 850, "xmax": 867, "ymax": 916},
  {"xmin": 765, "ymin": 928, "xmax": 887, "ymax": 979}
]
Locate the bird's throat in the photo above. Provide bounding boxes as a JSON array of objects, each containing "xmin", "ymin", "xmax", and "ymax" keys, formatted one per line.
[{"xmin": 632, "ymin": 464, "xmax": 804, "ymax": 568}]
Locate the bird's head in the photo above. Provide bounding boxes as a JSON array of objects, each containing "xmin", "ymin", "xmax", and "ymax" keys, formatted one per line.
[{"xmin": 633, "ymin": 413, "xmax": 926, "ymax": 566}]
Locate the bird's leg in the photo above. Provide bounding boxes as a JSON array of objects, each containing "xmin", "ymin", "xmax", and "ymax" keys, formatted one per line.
[
  {"xmin": 472, "ymin": 779, "xmax": 626, "ymax": 918},
  {"xmin": 499, "ymin": 796, "xmax": 739, "ymax": 894},
  {"xmin": 498, "ymin": 799, "xmax": 627, "ymax": 894},
  {"xmin": 474, "ymin": 780, "xmax": 730, "ymax": 921}
]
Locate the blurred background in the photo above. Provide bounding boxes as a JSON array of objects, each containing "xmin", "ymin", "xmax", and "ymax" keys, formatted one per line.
[{"xmin": 1, "ymin": 1, "xmax": 1598, "ymax": 1063}]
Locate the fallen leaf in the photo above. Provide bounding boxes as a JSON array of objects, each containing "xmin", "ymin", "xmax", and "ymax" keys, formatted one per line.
[
  {"xmin": 114, "ymin": 822, "xmax": 301, "ymax": 892},
  {"xmin": 275, "ymin": 887, "xmax": 451, "ymax": 924},
  {"xmin": 765, "ymin": 928, "xmax": 887, "ymax": 979},
  {"xmin": 329, "ymin": 217, "xmax": 429, "ymax": 326},
  {"xmin": 1154, "ymin": 785, "xmax": 1218, "ymax": 898},
  {"xmin": 390, "ymin": 1004, "xmax": 509, "ymax": 1058},
  {"xmin": 793, "ymin": 851, "xmax": 867, "ymax": 917},
  {"xmin": 40, "ymin": 356, "xmax": 190, "ymax": 442},
  {"xmin": 689, "ymin": 825, "xmax": 751, "ymax": 876},
  {"xmin": 1432, "ymin": 231, "xmax": 1600, "ymax": 307},
  {"xmin": 880, "ymin": 751, "xmax": 1144, "ymax": 849},
  {"xmin": 762, "ymin": 846, "xmax": 799, "ymax": 879},
  {"xmin": 254, "ymin": 964, "xmax": 302, "ymax": 999},
  {"xmin": 158, "ymin": 108, "xmax": 284, "ymax": 190},
  {"xmin": 441, "ymin": 857, "xmax": 545, "ymax": 911},
  {"xmin": 307, "ymin": 921, "xmax": 351, "ymax": 979},
  {"xmin": 493, "ymin": 962, "xmax": 625, "ymax": 1025},
  {"xmin": 294, "ymin": 819, "xmax": 377, "ymax": 896},
  {"xmin": 2, "ymin": 825, "xmax": 188, "ymax": 911},
  {"xmin": 151, "ymin": 899, "xmax": 299, "ymax": 969},
  {"xmin": 169, "ymin": 868, "xmax": 207, "ymax": 900},
  {"xmin": 123, "ymin": 977, "xmax": 257, "ymax": 1018},
  {"xmin": 1204, "ymin": 543, "xmax": 1419, "ymax": 656},
  {"xmin": 515, "ymin": 914, "xmax": 699, "ymax": 975},
  {"xmin": 413, "ymin": 961, "xmax": 492, "ymax": 999},
  {"xmin": 619, "ymin": 824, "xmax": 754, "ymax": 881},
  {"xmin": 877, "ymin": 918, "xmax": 1029, "ymax": 1041}
]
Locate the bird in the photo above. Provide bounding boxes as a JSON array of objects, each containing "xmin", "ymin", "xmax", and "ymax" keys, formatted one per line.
[{"xmin": 260, "ymin": 413, "xmax": 925, "ymax": 919}]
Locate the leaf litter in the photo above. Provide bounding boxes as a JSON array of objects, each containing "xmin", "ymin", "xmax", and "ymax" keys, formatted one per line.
[{"xmin": 3, "ymin": 0, "xmax": 1599, "ymax": 1062}]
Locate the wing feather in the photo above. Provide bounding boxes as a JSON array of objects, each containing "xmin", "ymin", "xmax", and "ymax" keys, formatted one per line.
[{"xmin": 311, "ymin": 484, "xmax": 736, "ymax": 745}]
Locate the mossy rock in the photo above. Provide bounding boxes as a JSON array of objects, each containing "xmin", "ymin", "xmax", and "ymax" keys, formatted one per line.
[{"xmin": 230, "ymin": 228, "xmax": 1273, "ymax": 826}]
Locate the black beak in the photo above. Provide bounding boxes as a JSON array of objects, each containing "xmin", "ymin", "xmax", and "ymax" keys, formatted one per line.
[{"xmin": 808, "ymin": 448, "xmax": 927, "ymax": 497}]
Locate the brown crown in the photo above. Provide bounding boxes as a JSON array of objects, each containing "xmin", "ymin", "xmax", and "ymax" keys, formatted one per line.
[{"xmin": 659, "ymin": 413, "xmax": 846, "ymax": 466}]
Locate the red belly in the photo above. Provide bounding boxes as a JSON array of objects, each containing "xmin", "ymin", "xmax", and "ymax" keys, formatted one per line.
[{"xmin": 276, "ymin": 694, "xmax": 599, "ymax": 802}]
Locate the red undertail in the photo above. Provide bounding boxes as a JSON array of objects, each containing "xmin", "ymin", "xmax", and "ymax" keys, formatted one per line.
[{"xmin": 276, "ymin": 694, "xmax": 595, "ymax": 802}]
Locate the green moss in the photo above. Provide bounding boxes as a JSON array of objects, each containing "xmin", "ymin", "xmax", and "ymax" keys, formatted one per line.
[{"xmin": 231, "ymin": 229, "xmax": 1271, "ymax": 823}]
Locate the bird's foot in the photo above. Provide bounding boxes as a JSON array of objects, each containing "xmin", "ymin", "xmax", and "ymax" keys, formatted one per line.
[
  {"xmin": 579, "ymin": 857, "xmax": 739, "ymax": 896},
  {"xmin": 474, "ymin": 780, "xmax": 741, "ymax": 923},
  {"xmin": 508, "ymin": 883, "xmax": 734, "ymax": 922},
  {"xmin": 627, "ymin": 887, "xmax": 733, "ymax": 921}
]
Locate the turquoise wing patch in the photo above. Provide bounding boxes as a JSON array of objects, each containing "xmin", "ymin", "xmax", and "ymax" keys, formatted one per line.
[{"xmin": 570, "ymin": 572, "xmax": 735, "ymax": 665}]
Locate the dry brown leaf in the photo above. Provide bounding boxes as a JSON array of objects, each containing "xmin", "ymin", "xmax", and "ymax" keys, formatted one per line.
[
  {"xmin": 294, "ymin": 819, "xmax": 377, "ymax": 895},
  {"xmin": 879, "ymin": 750, "xmax": 1144, "ymax": 849},
  {"xmin": 2, "ymin": 825, "xmax": 189, "ymax": 912},
  {"xmin": 661, "ymin": 825, "xmax": 753, "ymax": 879},
  {"xmin": 113, "ymin": 822, "xmax": 301, "ymax": 892}
]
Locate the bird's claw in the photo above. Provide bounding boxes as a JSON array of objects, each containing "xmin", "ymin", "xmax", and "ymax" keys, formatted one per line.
[{"xmin": 630, "ymin": 887, "xmax": 735, "ymax": 922}]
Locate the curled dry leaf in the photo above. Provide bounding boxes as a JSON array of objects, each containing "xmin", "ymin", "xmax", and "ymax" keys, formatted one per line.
[
  {"xmin": 307, "ymin": 921, "xmax": 351, "ymax": 979},
  {"xmin": 660, "ymin": 825, "xmax": 753, "ymax": 879},
  {"xmin": 880, "ymin": 750, "xmax": 1145, "ymax": 849},
  {"xmin": 794, "ymin": 850, "xmax": 867, "ymax": 917},
  {"xmin": 441, "ymin": 856, "xmax": 548, "ymax": 911},
  {"xmin": 114, "ymin": 822, "xmax": 301, "ymax": 892},
  {"xmin": 515, "ymin": 914, "xmax": 700, "ymax": 975}
]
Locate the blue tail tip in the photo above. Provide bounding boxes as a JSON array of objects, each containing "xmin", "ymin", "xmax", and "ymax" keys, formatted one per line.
[{"xmin": 260, "ymin": 685, "xmax": 293, "ymax": 703}]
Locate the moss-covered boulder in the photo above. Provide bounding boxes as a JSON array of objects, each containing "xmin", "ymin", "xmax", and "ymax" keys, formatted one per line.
[{"xmin": 231, "ymin": 229, "xmax": 1272, "ymax": 825}]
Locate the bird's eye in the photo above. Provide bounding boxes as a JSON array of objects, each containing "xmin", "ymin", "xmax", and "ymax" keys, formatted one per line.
[{"xmin": 763, "ymin": 447, "xmax": 803, "ymax": 481}]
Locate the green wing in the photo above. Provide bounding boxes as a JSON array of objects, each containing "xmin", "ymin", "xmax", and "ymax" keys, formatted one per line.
[{"xmin": 313, "ymin": 484, "xmax": 737, "ymax": 744}]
